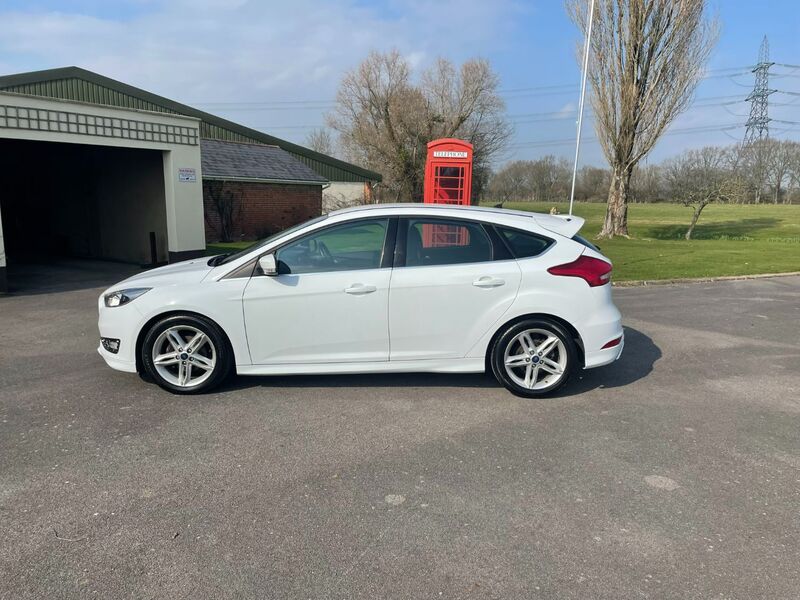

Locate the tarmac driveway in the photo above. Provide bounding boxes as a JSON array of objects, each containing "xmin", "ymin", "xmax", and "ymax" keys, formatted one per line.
[{"xmin": 1, "ymin": 274, "xmax": 798, "ymax": 599}]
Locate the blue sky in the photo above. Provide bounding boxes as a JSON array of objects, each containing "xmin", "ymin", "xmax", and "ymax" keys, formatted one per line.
[{"xmin": 0, "ymin": 0, "xmax": 798, "ymax": 167}]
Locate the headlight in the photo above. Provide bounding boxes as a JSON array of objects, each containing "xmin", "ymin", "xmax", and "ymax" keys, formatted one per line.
[{"xmin": 104, "ymin": 287, "xmax": 151, "ymax": 307}]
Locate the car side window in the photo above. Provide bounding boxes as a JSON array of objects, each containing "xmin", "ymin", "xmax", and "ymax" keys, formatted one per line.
[
  {"xmin": 276, "ymin": 219, "xmax": 388, "ymax": 274},
  {"xmin": 404, "ymin": 218, "xmax": 492, "ymax": 267},
  {"xmin": 497, "ymin": 227, "xmax": 553, "ymax": 258}
]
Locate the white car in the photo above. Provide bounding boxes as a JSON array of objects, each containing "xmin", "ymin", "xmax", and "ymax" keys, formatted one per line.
[{"xmin": 98, "ymin": 204, "xmax": 623, "ymax": 397}]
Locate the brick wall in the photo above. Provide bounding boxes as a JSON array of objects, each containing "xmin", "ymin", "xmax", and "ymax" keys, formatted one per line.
[{"xmin": 203, "ymin": 180, "xmax": 322, "ymax": 243}]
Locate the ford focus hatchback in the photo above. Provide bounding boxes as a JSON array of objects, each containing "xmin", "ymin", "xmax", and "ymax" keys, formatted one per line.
[{"xmin": 98, "ymin": 204, "xmax": 623, "ymax": 397}]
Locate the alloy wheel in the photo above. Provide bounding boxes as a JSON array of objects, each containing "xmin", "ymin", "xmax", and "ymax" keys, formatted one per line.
[
  {"xmin": 503, "ymin": 328, "xmax": 567, "ymax": 391},
  {"xmin": 151, "ymin": 325, "xmax": 217, "ymax": 388}
]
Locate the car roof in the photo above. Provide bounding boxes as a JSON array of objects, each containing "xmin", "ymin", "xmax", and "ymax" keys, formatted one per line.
[
  {"xmin": 327, "ymin": 203, "xmax": 584, "ymax": 238},
  {"xmin": 329, "ymin": 202, "xmax": 532, "ymax": 218}
]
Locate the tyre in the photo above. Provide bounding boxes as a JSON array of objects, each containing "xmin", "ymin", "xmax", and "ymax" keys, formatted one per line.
[
  {"xmin": 141, "ymin": 314, "xmax": 232, "ymax": 394},
  {"xmin": 491, "ymin": 318, "xmax": 577, "ymax": 397}
]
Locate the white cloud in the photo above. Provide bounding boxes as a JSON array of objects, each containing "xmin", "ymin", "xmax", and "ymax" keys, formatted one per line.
[
  {"xmin": 0, "ymin": 0, "xmax": 522, "ymax": 104},
  {"xmin": 555, "ymin": 102, "xmax": 576, "ymax": 118},
  {"xmin": 0, "ymin": 0, "xmax": 524, "ymax": 144}
]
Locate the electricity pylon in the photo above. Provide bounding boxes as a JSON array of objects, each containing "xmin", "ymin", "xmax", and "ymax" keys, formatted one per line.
[{"xmin": 743, "ymin": 36, "xmax": 775, "ymax": 145}]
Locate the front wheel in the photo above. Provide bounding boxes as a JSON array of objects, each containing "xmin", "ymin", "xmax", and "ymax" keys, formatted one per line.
[
  {"xmin": 491, "ymin": 318, "xmax": 577, "ymax": 397},
  {"xmin": 141, "ymin": 314, "xmax": 232, "ymax": 394}
]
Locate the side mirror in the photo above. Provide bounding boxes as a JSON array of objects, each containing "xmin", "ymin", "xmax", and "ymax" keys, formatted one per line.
[{"xmin": 258, "ymin": 254, "xmax": 278, "ymax": 276}]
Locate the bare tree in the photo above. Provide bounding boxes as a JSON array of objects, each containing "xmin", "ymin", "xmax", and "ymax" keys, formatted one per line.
[
  {"xmin": 530, "ymin": 156, "xmax": 571, "ymax": 202},
  {"xmin": 305, "ymin": 128, "xmax": 336, "ymax": 156},
  {"xmin": 328, "ymin": 50, "xmax": 511, "ymax": 202},
  {"xmin": 567, "ymin": 0, "xmax": 717, "ymax": 238},
  {"xmin": 741, "ymin": 139, "xmax": 775, "ymax": 204},
  {"xmin": 576, "ymin": 165, "xmax": 610, "ymax": 201},
  {"xmin": 766, "ymin": 140, "xmax": 798, "ymax": 204},
  {"xmin": 630, "ymin": 163, "xmax": 663, "ymax": 203},
  {"xmin": 790, "ymin": 149, "xmax": 800, "ymax": 204},
  {"xmin": 488, "ymin": 161, "xmax": 533, "ymax": 204},
  {"xmin": 664, "ymin": 147, "xmax": 743, "ymax": 239},
  {"xmin": 203, "ymin": 181, "xmax": 242, "ymax": 243}
]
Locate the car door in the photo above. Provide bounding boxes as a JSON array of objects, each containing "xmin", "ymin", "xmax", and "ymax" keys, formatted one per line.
[
  {"xmin": 242, "ymin": 217, "xmax": 394, "ymax": 365},
  {"xmin": 388, "ymin": 217, "xmax": 521, "ymax": 360}
]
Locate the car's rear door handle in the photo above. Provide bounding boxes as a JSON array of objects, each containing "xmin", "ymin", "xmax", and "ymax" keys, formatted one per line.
[
  {"xmin": 473, "ymin": 276, "xmax": 505, "ymax": 288},
  {"xmin": 344, "ymin": 283, "xmax": 377, "ymax": 295}
]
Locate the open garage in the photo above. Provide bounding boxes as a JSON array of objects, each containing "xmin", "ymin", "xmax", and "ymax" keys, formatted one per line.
[
  {"xmin": 0, "ymin": 91, "xmax": 205, "ymax": 293},
  {"xmin": 0, "ymin": 139, "xmax": 168, "ymax": 266}
]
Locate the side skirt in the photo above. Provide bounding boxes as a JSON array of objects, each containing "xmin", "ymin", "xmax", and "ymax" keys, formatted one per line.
[{"xmin": 236, "ymin": 358, "xmax": 486, "ymax": 376}]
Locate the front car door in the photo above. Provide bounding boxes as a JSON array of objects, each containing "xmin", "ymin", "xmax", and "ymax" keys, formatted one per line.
[
  {"xmin": 243, "ymin": 217, "xmax": 395, "ymax": 365},
  {"xmin": 388, "ymin": 216, "xmax": 522, "ymax": 361}
]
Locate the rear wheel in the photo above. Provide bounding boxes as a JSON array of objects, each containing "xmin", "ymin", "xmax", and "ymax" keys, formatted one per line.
[
  {"xmin": 141, "ymin": 315, "xmax": 232, "ymax": 394},
  {"xmin": 491, "ymin": 318, "xmax": 577, "ymax": 397}
]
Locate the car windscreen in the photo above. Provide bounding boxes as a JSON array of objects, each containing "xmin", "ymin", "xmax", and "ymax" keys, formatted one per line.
[{"xmin": 210, "ymin": 215, "xmax": 329, "ymax": 266}]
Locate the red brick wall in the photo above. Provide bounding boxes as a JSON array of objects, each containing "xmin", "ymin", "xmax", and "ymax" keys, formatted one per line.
[{"xmin": 203, "ymin": 180, "xmax": 322, "ymax": 243}]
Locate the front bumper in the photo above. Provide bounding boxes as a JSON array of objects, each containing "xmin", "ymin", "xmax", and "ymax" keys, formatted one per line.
[
  {"xmin": 97, "ymin": 344, "xmax": 137, "ymax": 373},
  {"xmin": 97, "ymin": 294, "xmax": 144, "ymax": 373}
]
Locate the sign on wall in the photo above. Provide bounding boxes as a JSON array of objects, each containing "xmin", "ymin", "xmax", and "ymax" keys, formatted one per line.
[{"xmin": 178, "ymin": 167, "xmax": 197, "ymax": 183}]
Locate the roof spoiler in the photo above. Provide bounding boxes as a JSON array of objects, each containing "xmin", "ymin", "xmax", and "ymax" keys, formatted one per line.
[{"xmin": 533, "ymin": 214, "xmax": 585, "ymax": 239}]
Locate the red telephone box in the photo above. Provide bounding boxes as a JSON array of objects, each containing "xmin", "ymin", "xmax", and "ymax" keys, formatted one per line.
[
  {"xmin": 422, "ymin": 139, "xmax": 474, "ymax": 247},
  {"xmin": 423, "ymin": 138, "xmax": 473, "ymax": 205}
]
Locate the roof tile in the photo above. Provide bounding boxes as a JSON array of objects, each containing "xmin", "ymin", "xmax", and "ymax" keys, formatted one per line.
[{"xmin": 200, "ymin": 139, "xmax": 327, "ymax": 183}]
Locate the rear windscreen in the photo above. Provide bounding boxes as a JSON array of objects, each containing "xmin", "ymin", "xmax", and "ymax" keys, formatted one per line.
[{"xmin": 572, "ymin": 234, "xmax": 601, "ymax": 253}]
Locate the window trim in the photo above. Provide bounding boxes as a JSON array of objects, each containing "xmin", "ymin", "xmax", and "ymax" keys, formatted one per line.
[
  {"xmin": 253, "ymin": 216, "xmax": 396, "ymax": 276},
  {"xmin": 394, "ymin": 216, "xmax": 500, "ymax": 269}
]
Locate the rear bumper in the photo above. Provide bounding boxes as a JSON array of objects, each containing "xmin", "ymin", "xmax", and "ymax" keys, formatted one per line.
[
  {"xmin": 583, "ymin": 333, "xmax": 624, "ymax": 369},
  {"xmin": 576, "ymin": 289, "xmax": 624, "ymax": 369}
]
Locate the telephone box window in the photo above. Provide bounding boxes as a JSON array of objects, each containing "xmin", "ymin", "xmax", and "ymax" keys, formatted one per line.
[{"xmin": 433, "ymin": 165, "xmax": 465, "ymax": 203}]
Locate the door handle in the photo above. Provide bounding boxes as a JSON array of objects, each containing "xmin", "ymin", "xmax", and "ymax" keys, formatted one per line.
[
  {"xmin": 344, "ymin": 283, "xmax": 377, "ymax": 295},
  {"xmin": 473, "ymin": 276, "xmax": 505, "ymax": 288}
]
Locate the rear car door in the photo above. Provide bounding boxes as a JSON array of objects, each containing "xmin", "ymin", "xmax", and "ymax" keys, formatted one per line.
[
  {"xmin": 388, "ymin": 217, "xmax": 522, "ymax": 361},
  {"xmin": 242, "ymin": 217, "xmax": 394, "ymax": 364}
]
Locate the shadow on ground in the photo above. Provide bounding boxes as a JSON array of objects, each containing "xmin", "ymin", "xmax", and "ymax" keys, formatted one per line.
[
  {"xmin": 642, "ymin": 217, "xmax": 780, "ymax": 240},
  {"xmin": 557, "ymin": 327, "xmax": 661, "ymax": 396},
  {"xmin": 4, "ymin": 259, "xmax": 145, "ymax": 295},
  {"xmin": 221, "ymin": 326, "xmax": 660, "ymax": 398}
]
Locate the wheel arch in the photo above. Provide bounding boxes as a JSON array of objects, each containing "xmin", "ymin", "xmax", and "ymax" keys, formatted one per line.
[
  {"xmin": 484, "ymin": 313, "xmax": 585, "ymax": 373},
  {"xmin": 134, "ymin": 310, "xmax": 235, "ymax": 374}
]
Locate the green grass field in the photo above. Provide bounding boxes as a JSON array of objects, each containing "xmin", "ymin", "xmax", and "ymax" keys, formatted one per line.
[{"xmin": 208, "ymin": 203, "xmax": 800, "ymax": 282}]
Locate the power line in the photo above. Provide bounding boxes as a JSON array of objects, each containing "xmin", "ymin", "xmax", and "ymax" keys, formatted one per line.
[
  {"xmin": 246, "ymin": 96, "xmax": 753, "ymax": 132},
  {"xmin": 187, "ymin": 64, "xmax": 759, "ymax": 110},
  {"xmin": 506, "ymin": 123, "xmax": 745, "ymax": 150},
  {"xmin": 246, "ymin": 94, "xmax": 763, "ymax": 134}
]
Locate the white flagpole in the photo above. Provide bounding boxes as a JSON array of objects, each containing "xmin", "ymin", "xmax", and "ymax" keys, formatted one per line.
[{"xmin": 569, "ymin": 0, "xmax": 596, "ymax": 216}]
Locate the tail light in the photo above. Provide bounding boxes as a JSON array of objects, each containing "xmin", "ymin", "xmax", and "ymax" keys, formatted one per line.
[{"xmin": 547, "ymin": 255, "xmax": 612, "ymax": 287}]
